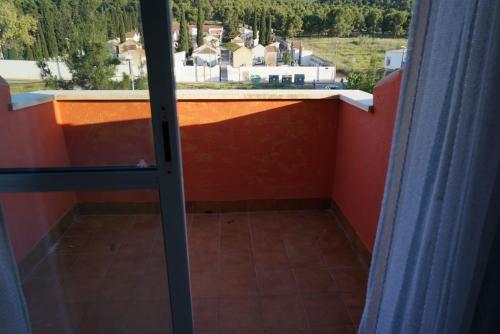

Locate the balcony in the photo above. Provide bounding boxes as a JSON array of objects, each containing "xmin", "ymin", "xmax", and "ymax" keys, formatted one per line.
[{"xmin": 0, "ymin": 71, "xmax": 402, "ymax": 334}]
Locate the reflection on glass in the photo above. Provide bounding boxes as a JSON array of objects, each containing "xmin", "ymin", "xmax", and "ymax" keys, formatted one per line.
[{"xmin": 0, "ymin": 190, "xmax": 172, "ymax": 334}]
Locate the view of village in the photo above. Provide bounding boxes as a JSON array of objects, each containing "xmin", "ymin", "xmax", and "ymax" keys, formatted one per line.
[{"xmin": 0, "ymin": 0, "xmax": 411, "ymax": 93}]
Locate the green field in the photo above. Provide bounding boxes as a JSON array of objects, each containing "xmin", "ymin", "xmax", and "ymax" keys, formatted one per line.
[
  {"xmin": 302, "ymin": 37, "xmax": 408, "ymax": 73},
  {"xmin": 8, "ymin": 81, "xmax": 314, "ymax": 94},
  {"xmin": 175, "ymin": 82, "xmax": 315, "ymax": 89},
  {"xmin": 8, "ymin": 81, "xmax": 46, "ymax": 95}
]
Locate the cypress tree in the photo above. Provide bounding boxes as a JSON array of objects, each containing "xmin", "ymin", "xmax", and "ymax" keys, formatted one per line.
[
  {"xmin": 44, "ymin": 23, "xmax": 59, "ymax": 57},
  {"xmin": 26, "ymin": 46, "xmax": 35, "ymax": 60},
  {"xmin": 260, "ymin": 10, "xmax": 267, "ymax": 45},
  {"xmin": 33, "ymin": 36, "xmax": 43, "ymax": 60},
  {"xmin": 178, "ymin": 9, "xmax": 190, "ymax": 53},
  {"xmin": 222, "ymin": 8, "xmax": 239, "ymax": 43},
  {"xmin": 196, "ymin": 0, "xmax": 204, "ymax": 47},
  {"xmin": 39, "ymin": 29, "xmax": 50, "ymax": 59},
  {"xmin": 266, "ymin": 14, "xmax": 272, "ymax": 45},
  {"xmin": 252, "ymin": 10, "xmax": 258, "ymax": 43},
  {"xmin": 40, "ymin": 0, "xmax": 59, "ymax": 57},
  {"xmin": 118, "ymin": 11, "xmax": 126, "ymax": 42},
  {"xmin": 7, "ymin": 48, "xmax": 19, "ymax": 60}
]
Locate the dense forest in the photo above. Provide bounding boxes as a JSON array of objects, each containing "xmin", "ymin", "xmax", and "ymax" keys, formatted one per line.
[{"xmin": 1, "ymin": 0, "xmax": 411, "ymax": 61}]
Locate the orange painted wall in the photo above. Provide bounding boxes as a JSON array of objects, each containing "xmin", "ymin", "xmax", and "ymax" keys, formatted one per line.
[
  {"xmin": 0, "ymin": 74, "xmax": 401, "ymax": 262},
  {"xmin": 58, "ymin": 99, "xmax": 339, "ymax": 202},
  {"xmin": 332, "ymin": 71, "xmax": 403, "ymax": 251},
  {"xmin": 0, "ymin": 81, "xmax": 76, "ymax": 261}
]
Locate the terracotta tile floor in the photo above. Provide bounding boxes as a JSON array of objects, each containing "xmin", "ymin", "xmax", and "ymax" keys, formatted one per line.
[{"xmin": 22, "ymin": 211, "xmax": 367, "ymax": 334}]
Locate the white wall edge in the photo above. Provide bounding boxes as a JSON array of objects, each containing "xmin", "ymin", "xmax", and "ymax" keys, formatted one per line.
[{"xmin": 10, "ymin": 89, "xmax": 373, "ymax": 112}]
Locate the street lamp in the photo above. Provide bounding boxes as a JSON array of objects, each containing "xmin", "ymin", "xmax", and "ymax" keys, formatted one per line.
[
  {"xmin": 125, "ymin": 55, "xmax": 135, "ymax": 90},
  {"xmin": 400, "ymin": 46, "xmax": 407, "ymax": 68}
]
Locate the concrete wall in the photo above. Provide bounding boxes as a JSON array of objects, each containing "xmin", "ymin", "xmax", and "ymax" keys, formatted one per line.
[
  {"xmin": 0, "ymin": 59, "xmax": 145, "ymax": 82},
  {"xmin": 226, "ymin": 65, "xmax": 336, "ymax": 83},
  {"xmin": 1, "ymin": 59, "xmax": 335, "ymax": 84},
  {"xmin": 175, "ymin": 65, "xmax": 220, "ymax": 82},
  {"xmin": 56, "ymin": 99, "xmax": 339, "ymax": 201},
  {"xmin": 0, "ymin": 59, "xmax": 72, "ymax": 81}
]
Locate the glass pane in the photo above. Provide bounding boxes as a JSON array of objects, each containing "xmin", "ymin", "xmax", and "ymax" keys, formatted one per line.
[
  {"xmin": 1, "ymin": 1, "xmax": 155, "ymax": 168},
  {"xmin": 0, "ymin": 190, "xmax": 173, "ymax": 334}
]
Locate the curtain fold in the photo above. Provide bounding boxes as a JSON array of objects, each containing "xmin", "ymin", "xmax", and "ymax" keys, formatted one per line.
[
  {"xmin": 360, "ymin": 1, "xmax": 500, "ymax": 333},
  {"xmin": 0, "ymin": 205, "xmax": 31, "ymax": 333}
]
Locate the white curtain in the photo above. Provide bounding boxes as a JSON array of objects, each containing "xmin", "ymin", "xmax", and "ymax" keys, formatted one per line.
[
  {"xmin": 0, "ymin": 206, "xmax": 31, "ymax": 333},
  {"xmin": 360, "ymin": 0, "xmax": 500, "ymax": 333}
]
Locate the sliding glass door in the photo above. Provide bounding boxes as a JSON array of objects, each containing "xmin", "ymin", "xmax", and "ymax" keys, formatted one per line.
[{"xmin": 0, "ymin": 1, "xmax": 192, "ymax": 333}]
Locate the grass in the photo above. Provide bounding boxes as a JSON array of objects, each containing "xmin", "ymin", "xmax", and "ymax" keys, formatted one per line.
[
  {"xmin": 8, "ymin": 81, "xmax": 46, "ymax": 95},
  {"xmin": 302, "ymin": 36, "xmax": 408, "ymax": 73},
  {"xmin": 175, "ymin": 82, "xmax": 315, "ymax": 89}
]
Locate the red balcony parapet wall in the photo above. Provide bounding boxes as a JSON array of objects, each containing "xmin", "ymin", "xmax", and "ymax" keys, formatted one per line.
[
  {"xmin": 0, "ymin": 81, "xmax": 76, "ymax": 262},
  {"xmin": 0, "ymin": 80, "xmax": 403, "ymax": 263},
  {"xmin": 332, "ymin": 70, "xmax": 403, "ymax": 251}
]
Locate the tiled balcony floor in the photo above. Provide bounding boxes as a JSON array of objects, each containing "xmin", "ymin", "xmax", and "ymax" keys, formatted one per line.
[{"xmin": 22, "ymin": 210, "xmax": 367, "ymax": 334}]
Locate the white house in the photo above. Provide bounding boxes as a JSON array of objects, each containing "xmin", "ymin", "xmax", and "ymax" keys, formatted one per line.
[
  {"xmin": 232, "ymin": 47, "xmax": 253, "ymax": 67},
  {"xmin": 125, "ymin": 30, "xmax": 141, "ymax": 43},
  {"xmin": 118, "ymin": 49, "xmax": 146, "ymax": 66},
  {"xmin": 251, "ymin": 44, "xmax": 265, "ymax": 65},
  {"xmin": 384, "ymin": 49, "xmax": 407, "ymax": 70},
  {"xmin": 192, "ymin": 45, "xmax": 220, "ymax": 66}
]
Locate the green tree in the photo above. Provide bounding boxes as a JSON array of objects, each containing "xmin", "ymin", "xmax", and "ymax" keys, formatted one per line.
[
  {"xmin": 38, "ymin": 27, "xmax": 50, "ymax": 59},
  {"xmin": 117, "ymin": 11, "xmax": 127, "ymax": 42},
  {"xmin": 177, "ymin": 8, "xmax": 191, "ymax": 53},
  {"xmin": 252, "ymin": 10, "xmax": 258, "ymax": 43},
  {"xmin": 260, "ymin": 10, "xmax": 267, "ymax": 45},
  {"xmin": 283, "ymin": 51, "xmax": 292, "ymax": 65},
  {"xmin": 26, "ymin": 45, "xmax": 35, "ymax": 60},
  {"xmin": 33, "ymin": 34, "xmax": 43, "ymax": 59},
  {"xmin": 365, "ymin": 8, "xmax": 383, "ymax": 34},
  {"xmin": 327, "ymin": 6, "xmax": 355, "ymax": 37},
  {"xmin": 284, "ymin": 15, "xmax": 302, "ymax": 38},
  {"xmin": 346, "ymin": 57, "xmax": 384, "ymax": 93},
  {"xmin": 303, "ymin": 12, "xmax": 325, "ymax": 37},
  {"xmin": 0, "ymin": 0, "xmax": 36, "ymax": 59},
  {"xmin": 196, "ymin": 0, "xmax": 204, "ymax": 47},
  {"xmin": 222, "ymin": 8, "xmax": 239, "ymax": 43},
  {"xmin": 352, "ymin": 8, "xmax": 365, "ymax": 32},
  {"xmin": 39, "ymin": 0, "xmax": 59, "ymax": 57},
  {"xmin": 65, "ymin": 41, "xmax": 119, "ymax": 89},
  {"xmin": 54, "ymin": 0, "xmax": 74, "ymax": 54},
  {"xmin": 383, "ymin": 9, "xmax": 408, "ymax": 37},
  {"xmin": 266, "ymin": 15, "xmax": 272, "ymax": 44}
]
